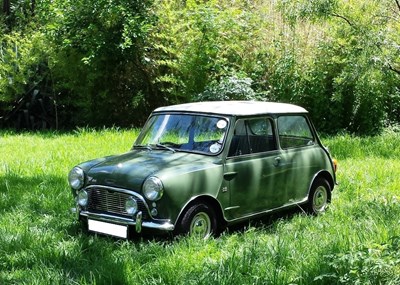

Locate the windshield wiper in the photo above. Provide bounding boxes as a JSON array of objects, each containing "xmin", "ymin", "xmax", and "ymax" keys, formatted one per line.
[
  {"xmin": 156, "ymin": 143, "xmax": 176, "ymax": 153},
  {"xmin": 133, "ymin": 145, "xmax": 153, "ymax": 151}
]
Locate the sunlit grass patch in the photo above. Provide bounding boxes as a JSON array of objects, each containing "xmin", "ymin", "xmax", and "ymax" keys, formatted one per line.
[
  {"xmin": 1, "ymin": 129, "xmax": 400, "ymax": 284},
  {"xmin": 323, "ymin": 131, "xmax": 400, "ymax": 160}
]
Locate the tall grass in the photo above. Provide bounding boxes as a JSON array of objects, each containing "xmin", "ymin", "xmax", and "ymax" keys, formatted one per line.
[{"xmin": 1, "ymin": 129, "xmax": 400, "ymax": 284}]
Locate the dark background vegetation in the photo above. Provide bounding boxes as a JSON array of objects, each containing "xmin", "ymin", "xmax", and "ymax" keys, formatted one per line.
[{"xmin": 1, "ymin": 0, "xmax": 400, "ymax": 134}]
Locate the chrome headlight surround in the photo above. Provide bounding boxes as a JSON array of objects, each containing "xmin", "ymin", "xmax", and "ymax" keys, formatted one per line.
[
  {"xmin": 68, "ymin": 167, "xmax": 85, "ymax": 190},
  {"xmin": 77, "ymin": 190, "xmax": 88, "ymax": 207},
  {"xmin": 143, "ymin": 176, "xmax": 164, "ymax": 201}
]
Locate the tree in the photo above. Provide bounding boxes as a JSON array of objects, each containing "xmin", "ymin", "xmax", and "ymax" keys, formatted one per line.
[
  {"xmin": 274, "ymin": 0, "xmax": 400, "ymax": 134},
  {"xmin": 45, "ymin": 0, "xmax": 157, "ymax": 126}
]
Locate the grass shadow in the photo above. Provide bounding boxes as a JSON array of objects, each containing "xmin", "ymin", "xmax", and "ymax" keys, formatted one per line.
[{"xmin": 224, "ymin": 206, "xmax": 305, "ymax": 236}]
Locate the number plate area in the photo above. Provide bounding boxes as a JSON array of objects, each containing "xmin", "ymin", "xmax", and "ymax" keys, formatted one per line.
[{"xmin": 88, "ymin": 219, "xmax": 128, "ymax": 239}]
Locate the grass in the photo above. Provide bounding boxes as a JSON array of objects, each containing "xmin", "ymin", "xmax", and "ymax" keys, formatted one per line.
[{"xmin": 1, "ymin": 128, "xmax": 400, "ymax": 284}]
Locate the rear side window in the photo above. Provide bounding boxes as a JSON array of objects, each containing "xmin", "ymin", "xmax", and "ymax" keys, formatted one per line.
[{"xmin": 277, "ymin": 115, "xmax": 314, "ymax": 149}]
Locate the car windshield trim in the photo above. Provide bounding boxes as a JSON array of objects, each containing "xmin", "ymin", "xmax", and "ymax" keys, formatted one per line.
[{"xmin": 134, "ymin": 113, "xmax": 229, "ymax": 156}]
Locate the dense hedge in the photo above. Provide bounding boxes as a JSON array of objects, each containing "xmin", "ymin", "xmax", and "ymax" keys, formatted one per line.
[{"xmin": 0, "ymin": 0, "xmax": 399, "ymax": 134}]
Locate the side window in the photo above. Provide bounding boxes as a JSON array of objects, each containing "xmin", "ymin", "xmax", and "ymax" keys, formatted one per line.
[
  {"xmin": 228, "ymin": 118, "xmax": 277, "ymax": 157},
  {"xmin": 277, "ymin": 115, "xmax": 314, "ymax": 149}
]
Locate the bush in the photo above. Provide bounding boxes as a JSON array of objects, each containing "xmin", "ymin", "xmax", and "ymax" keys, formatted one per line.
[
  {"xmin": 1, "ymin": 0, "xmax": 400, "ymax": 134},
  {"xmin": 195, "ymin": 75, "xmax": 266, "ymax": 102}
]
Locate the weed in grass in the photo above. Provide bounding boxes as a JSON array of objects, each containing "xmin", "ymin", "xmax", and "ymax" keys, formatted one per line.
[{"xmin": 316, "ymin": 236, "xmax": 400, "ymax": 284}]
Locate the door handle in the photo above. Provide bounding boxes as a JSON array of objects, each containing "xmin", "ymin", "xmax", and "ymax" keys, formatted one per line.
[
  {"xmin": 274, "ymin": 157, "xmax": 282, "ymax": 167},
  {"xmin": 223, "ymin": 172, "xmax": 237, "ymax": 181}
]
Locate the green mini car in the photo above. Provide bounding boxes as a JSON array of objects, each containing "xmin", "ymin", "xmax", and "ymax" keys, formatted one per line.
[{"xmin": 68, "ymin": 101, "xmax": 337, "ymax": 239}]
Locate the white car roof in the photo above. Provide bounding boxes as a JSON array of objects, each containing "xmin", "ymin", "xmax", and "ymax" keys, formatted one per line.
[{"xmin": 154, "ymin": 101, "xmax": 307, "ymax": 116}]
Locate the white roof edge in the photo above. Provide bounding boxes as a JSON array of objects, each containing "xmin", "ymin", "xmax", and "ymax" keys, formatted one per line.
[{"xmin": 153, "ymin": 101, "xmax": 308, "ymax": 116}]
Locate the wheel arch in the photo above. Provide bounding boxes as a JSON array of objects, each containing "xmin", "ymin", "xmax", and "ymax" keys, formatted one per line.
[
  {"xmin": 174, "ymin": 195, "xmax": 226, "ymax": 230},
  {"xmin": 310, "ymin": 170, "xmax": 335, "ymax": 194}
]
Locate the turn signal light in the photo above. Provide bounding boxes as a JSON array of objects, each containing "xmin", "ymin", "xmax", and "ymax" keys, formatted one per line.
[{"xmin": 332, "ymin": 159, "xmax": 338, "ymax": 173}]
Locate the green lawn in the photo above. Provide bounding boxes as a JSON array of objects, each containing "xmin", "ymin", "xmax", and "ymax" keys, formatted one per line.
[{"xmin": 1, "ymin": 129, "xmax": 400, "ymax": 284}]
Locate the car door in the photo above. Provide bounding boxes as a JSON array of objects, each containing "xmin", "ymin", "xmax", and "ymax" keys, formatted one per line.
[
  {"xmin": 276, "ymin": 115, "xmax": 321, "ymax": 203},
  {"xmin": 222, "ymin": 117, "xmax": 287, "ymax": 221}
]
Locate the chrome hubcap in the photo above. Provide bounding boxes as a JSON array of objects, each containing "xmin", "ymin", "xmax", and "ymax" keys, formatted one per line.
[
  {"xmin": 313, "ymin": 186, "xmax": 328, "ymax": 212},
  {"xmin": 190, "ymin": 212, "xmax": 211, "ymax": 238}
]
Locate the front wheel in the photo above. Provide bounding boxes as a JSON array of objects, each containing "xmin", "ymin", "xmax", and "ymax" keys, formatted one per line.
[
  {"xmin": 176, "ymin": 203, "xmax": 218, "ymax": 238},
  {"xmin": 306, "ymin": 178, "xmax": 331, "ymax": 215}
]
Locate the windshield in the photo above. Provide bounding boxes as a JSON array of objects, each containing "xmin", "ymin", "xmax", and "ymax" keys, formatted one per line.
[{"xmin": 134, "ymin": 113, "xmax": 229, "ymax": 155}]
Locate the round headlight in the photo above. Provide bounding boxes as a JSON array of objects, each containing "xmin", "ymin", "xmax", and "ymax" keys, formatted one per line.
[
  {"xmin": 143, "ymin": 176, "xmax": 164, "ymax": 201},
  {"xmin": 125, "ymin": 197, "xmax": 138, "ymax": 215},
  {"xmin": 68, "ymin": 167, "xmax": 85, "ymax": 190},
  {"xmin": 77, "ymin": 190, "xmax": 88, "ymax": 207}
]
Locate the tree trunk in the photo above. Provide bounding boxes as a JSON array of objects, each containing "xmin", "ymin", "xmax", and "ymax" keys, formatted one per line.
[
  {"xmin": 2, "ymin": 0, "xmax": 10, "ymax": 15},
  {"xmin": 31, "ymin": 0, "xmax": 35, "ymax": 16}
]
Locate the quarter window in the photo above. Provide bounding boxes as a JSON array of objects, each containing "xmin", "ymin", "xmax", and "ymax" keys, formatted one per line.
[{"xmin": 277, "ymin": 115, "xmax": 314, "ymax": 149}]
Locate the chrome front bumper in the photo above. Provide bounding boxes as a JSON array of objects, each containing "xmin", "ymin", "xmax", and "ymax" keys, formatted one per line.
[{"xmin": 71, "ymin": 208, "xmax": 175, "ymax": 233}]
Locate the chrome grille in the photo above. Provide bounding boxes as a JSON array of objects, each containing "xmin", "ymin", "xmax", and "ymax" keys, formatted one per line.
[{"xmin": 87, "ymin": 187, "xmax": 148, "ymax": 218}]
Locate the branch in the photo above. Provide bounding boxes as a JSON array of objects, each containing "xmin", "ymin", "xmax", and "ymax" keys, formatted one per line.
[
  {"xmin": 396, "ymin": 0, "xmax": 400, "ymax": 12},
  {"xmin": 330, "ymin": 12, "xmax": 353, "ymax": 27},
  {"xmin": 31, "ymin": 0, "xmax": 36, "ymax": 16},
  {"xmin": 389, "ymin": 64, "xmax": 400, "ymax": 76}
]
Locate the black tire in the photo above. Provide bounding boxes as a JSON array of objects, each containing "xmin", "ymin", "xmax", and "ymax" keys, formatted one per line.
[
  {"xmin": 176, "ymin": 203, "xmax": 218, "ymax": 238},
  {"xmin": 306, "ymin": 178, "xmax": 331, "ymax": 215}
]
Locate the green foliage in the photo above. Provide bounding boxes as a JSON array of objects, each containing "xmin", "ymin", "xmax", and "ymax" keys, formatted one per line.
[
  {"xmin": 272, "ymin": 0, "xmax": 400, "ymax": 134},
  {"xmin": 150, "ymin": 0, "xmax": 268, "ymax": 103},
  {"xmin": 278, "ymin": 0, "xmax": 338, "ymax": 24},
  {"xmin": 44, "ymin": 0, "xmax": 157, "ymax": 126},
  {"xmin": 1, "ymin": 0, "xmax": 400, "ymax": 134},
  {"xmin": 0, "ymin": 31, "xmax": 49, "ymax": 105},
  {"xmin": 196, "ymin": 75, "xmax": 264, "ymax": 102},
  {"xmin": 317, "ymin": 237, "xmax": 400, "ymax": 284}
]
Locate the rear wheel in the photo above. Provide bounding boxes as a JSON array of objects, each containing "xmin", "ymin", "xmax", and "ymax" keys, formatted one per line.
[
  {"xmin": 176, "ymin": 203, "xmax": 218, "ymax": 238},
  {"xmin": 306, "ymin": 178, "xmax": 331, "ymax": 215}
]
